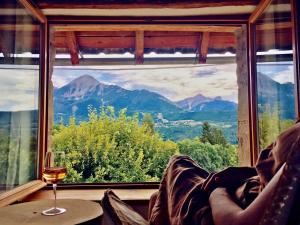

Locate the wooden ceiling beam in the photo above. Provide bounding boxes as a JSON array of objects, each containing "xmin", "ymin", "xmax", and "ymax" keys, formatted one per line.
[
  {"xmin": 249, "ymin": 0, "xmax": 272, "ymax": 23},
  {"xmin": 198, "ymin": 32, "xmax": 210, "ymax": 63},
  {"xmin": 54, "ymin": 34, "xmax": 236, "ymax": 50},
  {"xmin": 135, "ymin": 31, "xmax": 144, "ymax": 64},
  {"xmin": 65, "ymin": 32, "xmax": 79, "ymax": 65},
  {"xmin": 18, "ymin": 0, "xmax": 47, "ymax": 23},
  {"xmin": 54, "ymin": 24, "xmax": 239, "ymax": 33},
  {"xmin": 35, "ymin": 0, "xmax": 259, "ymax": 9}
]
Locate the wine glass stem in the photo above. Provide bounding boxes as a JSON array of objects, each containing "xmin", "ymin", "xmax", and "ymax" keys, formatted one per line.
[{"xmin": 53, "ymin": 183, "xmax": 57, "ymax": 209}]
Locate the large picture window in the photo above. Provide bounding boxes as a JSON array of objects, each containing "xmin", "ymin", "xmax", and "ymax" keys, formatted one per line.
[{"xmin": 49, "ymin": 28, "xmax": 243, "ymax": 183}]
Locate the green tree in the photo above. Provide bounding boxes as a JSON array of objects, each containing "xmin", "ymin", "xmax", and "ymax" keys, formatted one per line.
[
  {"xmin": 200, "ymin": 121, "xmax": 228, "ymax": 146},
  {"xmin": 142, "ymin": 113, "xmax": 155, "ymax": 134},
  {"xmin": 52, "ymin": 106, "xmax": 239, "ymax": 183},
  {"xmin": 52, "ymin": 106, "xmax": 178, "ymax": 183},
  {"xmin": 178, "ymin": 138, "xmax": 237, "ymax": 172},
  {"xmin": 259, "ymin": 111, "xmax": 294, "ymax": 148}
]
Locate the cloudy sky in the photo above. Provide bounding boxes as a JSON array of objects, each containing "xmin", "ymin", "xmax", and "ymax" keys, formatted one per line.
[
  {"xmin": 53, "ymin": 64, "xmax": 239, "ymax": 102},
  {"xmin": 0, "ymin": 66, "xmax": 39, "ymax": 111},
  {"xmin": 0, "ymin": 62, "xmax": 294, "ymax": 111}
]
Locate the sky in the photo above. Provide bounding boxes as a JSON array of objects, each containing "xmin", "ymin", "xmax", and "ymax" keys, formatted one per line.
[
  {"xmin": 0, "ymin": 62, "xmax": 295, "ymax": 111},
  {"xmin": 0, "ymin": 66, "xmax": 39, "ymax": 111},
  {"xmin": 53, "ymin": 64, "xmax": 239, "ymax": 102}
]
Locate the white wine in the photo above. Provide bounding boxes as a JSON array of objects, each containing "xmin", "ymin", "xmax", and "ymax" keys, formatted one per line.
[{"xmin": 43, "ymin": 167, "xmax": 67, "ymax": 183}]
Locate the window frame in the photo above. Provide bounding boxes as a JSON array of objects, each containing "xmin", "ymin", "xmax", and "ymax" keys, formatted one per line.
[
  {"xmin": 47, "ymin": 19, "xmax": 247, "ymax": 186},
  {"xmin": 0, "ymin": 0, "xmax": 47, "ymax": 206},
  {"xmin": 248, "ymin": 0, "xmax": 300, "ymax": 163}
]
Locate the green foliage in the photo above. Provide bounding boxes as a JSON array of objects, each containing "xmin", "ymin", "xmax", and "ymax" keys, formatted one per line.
[
  {"xmin": 259, "ymin": 111, "xmax": 294, "ymax": 148},
  {"xmin": 200, "ymin": 122, "xmax": 228, "ymax": 146},
  {"xmin": 52, "ymin": 107, "xmax": 239, "ymax": 183},
  {"xmin": 0, "ymin": 129, "xmax": 9, "ymax": 184},
  {"xmin": 52, "ymin": 107, "xmax": 178, "ymax": 182},
  {"xmin": 142, "ymin": 113, "xmax": 155, "ymax": 134},
  {"xmin": 157, "ymin": 122, "xmax": 237, "ymax": 144},
  {"xmin": 178, "ymin": 138, "xmax": 237, "ymax": 172}
]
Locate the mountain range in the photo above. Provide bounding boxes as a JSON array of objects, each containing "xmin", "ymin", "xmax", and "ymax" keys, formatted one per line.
[
  {"xmin": 53, "ymin": 73, "xmax": 295, "ymax": 124},
  {"xmin": 53, "ymin": 75, "xmax": 238, "ymax": 124},
  {"xmin": 257, "ymin": 72, "xmax": 295, "ymax": 119}
]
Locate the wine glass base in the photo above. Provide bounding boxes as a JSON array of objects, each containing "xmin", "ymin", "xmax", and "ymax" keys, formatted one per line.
[{"xmin": 42, "ymin": 207, "xmax": 66, "ymax": 216}]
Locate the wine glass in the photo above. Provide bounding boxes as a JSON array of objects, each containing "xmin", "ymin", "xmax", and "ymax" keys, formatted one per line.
[{"xmin": 42, "ymin": 151, "xmax": 67, "ymax": 216}]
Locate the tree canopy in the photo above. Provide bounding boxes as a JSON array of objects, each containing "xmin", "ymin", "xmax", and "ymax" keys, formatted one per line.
[{"xmin": 52, "ymin": 107, "xmax": 238, "ymax": 183}]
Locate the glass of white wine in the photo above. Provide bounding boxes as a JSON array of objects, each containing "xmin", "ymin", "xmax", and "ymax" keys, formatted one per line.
[{"xmin": 42, "ymin": 151, "xmax": 67, "ymax": 216}]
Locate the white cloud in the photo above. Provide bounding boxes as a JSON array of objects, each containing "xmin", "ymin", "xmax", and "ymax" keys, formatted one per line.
[
  {"xmin": 0, "ymin": 68, "xmax": 39, "ymax": 111},
  {"xmin": 53, "ymin": 64, "xmax": 238, "ymax": 102},
  {"xmin": 272, "ymin": 65, "xmax": 294, "ymax": 84}
]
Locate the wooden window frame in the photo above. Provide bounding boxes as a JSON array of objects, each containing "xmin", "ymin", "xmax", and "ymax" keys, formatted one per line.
[
  {"xmin": 248, "ymin": 0, "xmax": 300, "ymax": 164},
  {"xmin": 47, "ymin": 18, "xmax": 248, "ymax": 184},
  {"xmin": 0, "ymin": 0, "xmax": 47, "ymax": 207}
]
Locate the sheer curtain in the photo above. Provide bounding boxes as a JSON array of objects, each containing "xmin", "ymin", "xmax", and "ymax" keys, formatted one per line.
[{"xmin": 6, "ymin": 111, "xmax": 33, "ymax": 188}]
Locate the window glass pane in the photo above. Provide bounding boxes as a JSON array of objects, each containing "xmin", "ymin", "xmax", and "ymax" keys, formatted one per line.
[
  {"xmin": 255, "ymin": 0, "xmax": 296, "ymax": 149},
  {"xmin": 49, "ymin": 28, "xmax": 245, "ymax": 183},
  {"xmin": 0, "ymin": 1, "xmax": 40, "ymax": 193}
]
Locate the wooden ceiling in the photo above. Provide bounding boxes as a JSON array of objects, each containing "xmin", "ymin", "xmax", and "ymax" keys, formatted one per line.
[
  {"xmin": 0, "ymin": 23, "xmax": 292, "ymax": 65},
  {"xmin": 53, "ymin": 30, "xmax": 238, "ymax": 64},
  {"xmin": 33, "ymin": 0, "xmax": 260, "ymax": 9},
  {"xmin": 0, "ymin": 0, "xmax": 293, "ymax": 65},
  {"xmin": 31, "ymin": 0, "xmax": 259, "ymax": 17}
]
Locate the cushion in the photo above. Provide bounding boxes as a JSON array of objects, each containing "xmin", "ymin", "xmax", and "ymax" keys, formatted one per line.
[{"xmin": 101, "ymin": 189, "xmax": 148, "ymax": 225}]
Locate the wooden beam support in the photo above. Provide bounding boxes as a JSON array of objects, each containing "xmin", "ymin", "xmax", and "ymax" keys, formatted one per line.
[
  {"xmin": 198, "ymin": 32, "xmax": 210, "ymax": 63},
  {"xmin": 65, "ymin": 32, "xmax": 79, "ymax": 65},
  {"xmin": 36, "ymin": 0, "xmax": 259, "ymax": 9},
  {"xmin": 54, "ymin": 24, "xmax": 239, "ymax": 33},
  {"xmin": 54, "ymin": 32, "xmax": 236, "ymax": 50},
  {"xmin": 249, "ymin": 0, "xmax": 272, "ymax": 24},
  {"xmin": 135, "ymin": 31, "xmax": 144, "ymax": 64},
  {"xmin": 18, "ymin": 0, "xmax": 47, "ymax": 23}
]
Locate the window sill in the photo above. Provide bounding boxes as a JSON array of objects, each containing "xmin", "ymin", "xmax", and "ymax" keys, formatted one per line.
[
  {"xmin": 0, "ymin": 180, "xmax": 46, "ymax": 207},
  {"xmin": 24, "ymin": 187, "xmax": 158, "ymax": 202}
]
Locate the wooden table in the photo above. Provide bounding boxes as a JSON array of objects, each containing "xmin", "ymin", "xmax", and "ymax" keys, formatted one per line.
[{"xmin": 0, "ymin": 199, "xmax": 103, "ymax": 225}]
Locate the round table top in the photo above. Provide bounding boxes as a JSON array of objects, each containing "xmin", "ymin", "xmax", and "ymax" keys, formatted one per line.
[{"xmin": 0, "ymin": 199, "xmax": 103, "ymax": 225}]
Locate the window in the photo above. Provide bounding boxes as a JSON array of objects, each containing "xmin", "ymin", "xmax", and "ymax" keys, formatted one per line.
[
  {"xmin": 0, "ymin": 1, "xmax": 41, "ymax": 193},
  {"xmin": 49, "ymin": 28, "xmax": 244, "ymax": 183},
  {"xmin": 255, "ymin": 0, "xmax": 297, "ymax": 149}
]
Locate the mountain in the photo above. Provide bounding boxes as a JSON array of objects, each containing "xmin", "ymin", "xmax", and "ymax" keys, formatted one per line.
[
  {"xmin": 54, "ymin": 75, "xmax": 102, "ymax": 100},
  {"xmin": 257, "ymin": 73, "xmax": 294, "ymax": 119},
  {"xmin": 193, "ymin": 99, "xmax": 237, "ymax": 112},
  {"xmin": 177, "ymin": 94, "xmax": 237, "ymax": 112},
  {"xmin": 53, "ymin": 75, "xmax": 240, "ymax": 126},
  {"xmin": 53, "ymin": 73, "xmax": 294, "ymax": 126},
  {"xmin": 176, "ymin": 94, "xmax": 212, "ymax": 110},
  {"xmin": 54, "ymin": 75, "xmax": 182, "ymax": 123}
]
